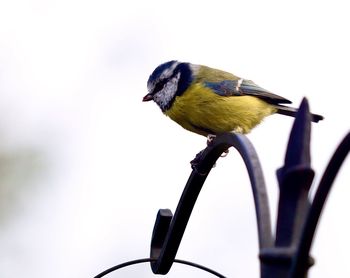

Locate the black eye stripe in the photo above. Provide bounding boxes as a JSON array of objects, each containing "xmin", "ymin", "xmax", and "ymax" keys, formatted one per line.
[
  {"xmin": 153, "ymin": 79, "xmax": 166, "ymax": 93},
  {"xmin": 154, "ymin": 75, "xmax": 173, "ymax": 93},
  {"xmin": 156, "ymin": 67, "xmax": 183, "ymax": 92}
]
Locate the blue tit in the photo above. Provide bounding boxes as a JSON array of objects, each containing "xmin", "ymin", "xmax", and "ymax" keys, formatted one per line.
[{"xmin": 143, "ymin": 60, "xmax": 323, "ymax": 137}]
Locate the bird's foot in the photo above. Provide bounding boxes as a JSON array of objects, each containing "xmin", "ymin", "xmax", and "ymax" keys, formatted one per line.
[
  {"xmin": 233, "ymin": 126, "xmax": 244, "ymax": 134},
  {"xmin": 206, "ymin": 134, "xmax": 216, "ymax": 146},
  {"xmin": 207, "ymin": 134, "xmax": 229, "ymax": 157}
]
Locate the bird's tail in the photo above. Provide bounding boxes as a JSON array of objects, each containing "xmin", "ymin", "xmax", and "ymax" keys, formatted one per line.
[{"xmin": 274, "ymin": 105, "xmax": 324, "ymax": 123}]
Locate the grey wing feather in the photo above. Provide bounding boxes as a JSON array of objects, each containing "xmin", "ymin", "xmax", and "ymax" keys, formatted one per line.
[
  {"xmin": 240, "ymin": 79, "xmax": 291, "ymax": 104},
  {"xmin": 204, "ymin": 79, "xmax": 292, "ymax": 104}
]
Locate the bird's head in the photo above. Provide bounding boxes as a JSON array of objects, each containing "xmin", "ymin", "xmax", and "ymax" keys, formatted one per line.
[{"xmin": 143, "ymin": 60, "xmax": 194, "ymax": 111}]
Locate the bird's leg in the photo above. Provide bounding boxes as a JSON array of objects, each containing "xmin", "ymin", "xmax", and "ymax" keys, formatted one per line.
[
  {"xmin": 233, "ymin": 126, "xmax": 244, "ymax": 134},
  {"xmin": 207, "ymin": 133, "xmax": 229, "ymax": 157},
  {"xmin": 206, "ymin": 134, "xmax": 216, "ymax": 146}
]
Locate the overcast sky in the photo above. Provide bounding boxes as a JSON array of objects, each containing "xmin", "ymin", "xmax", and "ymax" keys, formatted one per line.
[{"xmin": 0, "ymin": 0, "xmax": 349, "ymax": 277}]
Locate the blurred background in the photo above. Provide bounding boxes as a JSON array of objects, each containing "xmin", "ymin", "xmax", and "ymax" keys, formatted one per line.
[{"xmin": 0, "ymin": 0, "xmax": 349, "ymax": 277}]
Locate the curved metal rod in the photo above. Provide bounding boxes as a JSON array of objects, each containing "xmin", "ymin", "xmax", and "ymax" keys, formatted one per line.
[
  {"xmin": 94, "ymin": 257, "xmax": 226, "ymax": 278},
  {"xmin": 291, "ymin": 132, "xmax": 350, "ymax": 278},
  {"xmin": 150, "ymin": 132, "xmax": 272, "ymax": 274}
]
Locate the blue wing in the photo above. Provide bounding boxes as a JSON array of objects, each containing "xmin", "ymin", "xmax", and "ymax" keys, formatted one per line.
[{"xmin": 204, "ymin": 79, "xmax": 291, "ymax": 104}]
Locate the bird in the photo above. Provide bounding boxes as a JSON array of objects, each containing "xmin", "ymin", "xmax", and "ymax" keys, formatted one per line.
[{"xmin": 143, "ymin": 60, "xmax": 323, "ymax": 138}]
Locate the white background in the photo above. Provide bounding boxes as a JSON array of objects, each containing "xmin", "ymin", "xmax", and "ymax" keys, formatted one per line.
[{"xmin": 0, "ymin": 0, "xmax": 349, "ymax": 277}]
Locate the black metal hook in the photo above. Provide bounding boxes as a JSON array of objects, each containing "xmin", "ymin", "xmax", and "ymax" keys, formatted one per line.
[{"xmin": 150, "ymin": 131, "xmax": 273, "ymax": 275}]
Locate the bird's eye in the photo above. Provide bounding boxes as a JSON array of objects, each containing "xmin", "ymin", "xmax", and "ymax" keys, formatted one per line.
[{"xmin": 154, "ymin": 79, "xmax": 168, "ymax": 93}]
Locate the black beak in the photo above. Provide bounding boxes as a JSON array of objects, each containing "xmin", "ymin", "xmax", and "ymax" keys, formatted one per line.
[{"xmin": 143, "ymin": 93, "xmax": 154, "ymax": 102}]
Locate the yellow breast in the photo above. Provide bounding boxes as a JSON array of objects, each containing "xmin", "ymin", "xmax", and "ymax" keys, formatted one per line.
[{"xmin": 165, "ymin": 83, "xmax": 277, "ymax": 136}]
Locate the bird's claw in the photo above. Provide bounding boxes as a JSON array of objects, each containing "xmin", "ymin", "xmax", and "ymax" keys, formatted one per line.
[
  {"xmin": 221, "ymin": 149, "xmax": 229, "ymax": 157},
  {"xmin": 191, "ymin": 135, "xmax": 230, "ymax": 174},
  {"xmin": 206, "ymin": 134, "xmax": 216, "ymax": 146}
]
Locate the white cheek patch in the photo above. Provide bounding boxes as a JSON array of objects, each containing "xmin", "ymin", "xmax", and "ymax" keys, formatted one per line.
[{"xmin": 154, "ymin": 72, "xmax": 181, "ymax": 110}]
